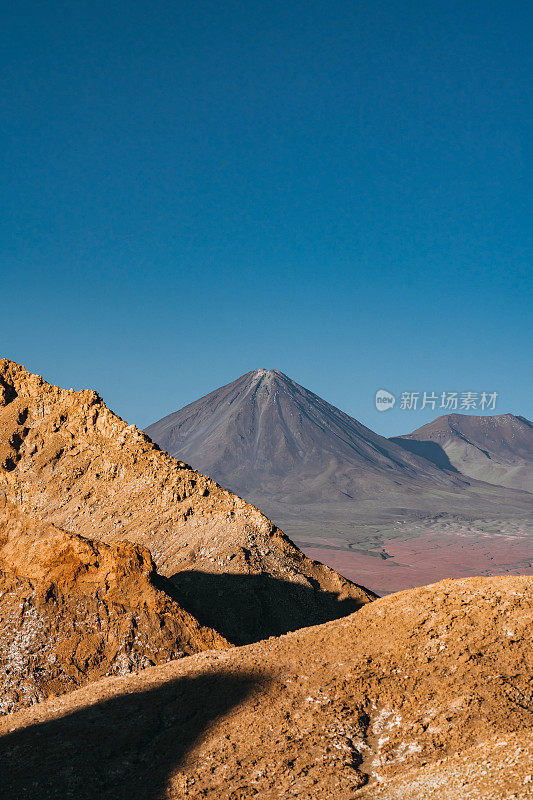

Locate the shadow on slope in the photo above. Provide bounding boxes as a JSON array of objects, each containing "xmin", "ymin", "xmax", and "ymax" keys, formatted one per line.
[
  {"xmin": 0, "ymin": 671, "xmax": 258, "ymax": 800},
  {"xmin": 389, "ymin": 437, "xmax": 462, "ymax": 474},
  {"xmin": 168, "ymin": 571, "xmax": 368, "ymax": 645}
]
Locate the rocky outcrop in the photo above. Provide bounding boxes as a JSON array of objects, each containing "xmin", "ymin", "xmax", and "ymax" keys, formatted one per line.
[
  {"xmin": 0, "ymin": 500, "xmax": 228, "ymax": 714},
  {"xmin": 0, "ymin": 359, "xmax": 375, "ymax": 644},
  {"xmin": 1, "ymin": 576, "xmax": 531, "ymax": 799}
]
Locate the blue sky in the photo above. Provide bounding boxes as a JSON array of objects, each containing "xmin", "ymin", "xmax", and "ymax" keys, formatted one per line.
[{"xmin": 1, "ymin": 0, "xmax": 531, "ymax": 436}]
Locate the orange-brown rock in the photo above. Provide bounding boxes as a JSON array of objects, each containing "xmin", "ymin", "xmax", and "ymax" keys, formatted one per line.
[
  {"xmin": 0, "ymin": 499, "xmax": 228, "ymax": 714},
  {"xmin": 0, "ymin": 576, "xmax": 530, "ymax": 799},
  {"xmin": 0, "ymin": 359, "xmax": 375, "ymax": 644}
]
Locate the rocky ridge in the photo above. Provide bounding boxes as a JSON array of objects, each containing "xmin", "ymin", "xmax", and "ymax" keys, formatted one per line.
[{"xmin": 0, "ymin": 359, "xmax": 375, "ymax": 644}]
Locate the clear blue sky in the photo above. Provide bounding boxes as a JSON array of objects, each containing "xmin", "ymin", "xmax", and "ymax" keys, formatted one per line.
[{"xmin": 2, "ymin": 0, "xmax": 531, "ymax": 436}]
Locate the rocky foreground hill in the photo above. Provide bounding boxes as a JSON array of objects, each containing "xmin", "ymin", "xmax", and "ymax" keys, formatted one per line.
[
  {"xmin": 0, "ymin": 499, "xmax": 228, "ymax": 714},
  {"xmin": 0, "ymin": 359, "xmax": 531, "ymax": 799},
  {"xmin": 1, "ymin": 576, "xmax": 531, "ymax": 800},
  {"xmin": 0, "ymin": 359, "xmax": 375, "ymax": 644}
]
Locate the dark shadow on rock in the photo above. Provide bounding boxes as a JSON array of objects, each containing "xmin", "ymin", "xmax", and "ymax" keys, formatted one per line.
[
  {"xmin": 389, "ymin": 437, "xmax": 461, "ymax": 473},
  {"xmin": 1, "ymin": 670, "xmax": 258, "ymax": 800},
  {"xmin": 167, "ymin": 571, "xmax": 368, "ymax": 645},
  {"xmin": 0, "ymin": 376, "xmax": 17, "ymax": 406}
]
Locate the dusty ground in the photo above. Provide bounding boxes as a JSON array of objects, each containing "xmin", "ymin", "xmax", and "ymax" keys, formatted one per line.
[
  {"xmin": 1, "ymin": 576, "xmax": 531, "ymax": 800},
  {"xmin": 255, "ymin": 489, "xmax": 533, "ymax": 597}
]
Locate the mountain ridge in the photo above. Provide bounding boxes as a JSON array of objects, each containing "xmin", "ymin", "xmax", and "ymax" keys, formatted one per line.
[{"xmin": 395, "ymin": 412, "xmax": 533, "ymax": 492}]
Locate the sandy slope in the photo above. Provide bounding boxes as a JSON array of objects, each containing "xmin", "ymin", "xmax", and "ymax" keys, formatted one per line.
[{"xmin": 2, "ymin": 576, "xmax": 531, "ymax": 800}]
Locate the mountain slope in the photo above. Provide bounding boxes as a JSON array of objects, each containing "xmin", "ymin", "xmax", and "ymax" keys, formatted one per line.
[
  {"xmin": 0, "ymin": 499, "xmax": 228, "ymax": 714},
  {"xmin": 0, "ymin": 359, "xmax": 375, "ymax": 643},
  {"xmin": 1, "ymin": 575, "xmax": 531, "ymax": 799},
  {"xmin": 394, "ymin": 413, "xmax": 533, "ymax": 492}
]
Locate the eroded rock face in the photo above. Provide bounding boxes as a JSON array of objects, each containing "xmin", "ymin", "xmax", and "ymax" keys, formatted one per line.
[
  {"xmin": 0, "ymin": 359, "xmax": 375, "ymax": 644},
  {"xmin": 0, "ymin": 576, "xmax": 531, "ymax": 799},
  {"xmin": 0, "ymin": 500, "xmax": 228, "ymax": 714}
]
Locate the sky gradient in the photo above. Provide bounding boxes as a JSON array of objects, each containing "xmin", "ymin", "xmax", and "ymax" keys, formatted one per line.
[{"xmin": 2, "ymin": 0, "xmax": 532, "ymax": 436}]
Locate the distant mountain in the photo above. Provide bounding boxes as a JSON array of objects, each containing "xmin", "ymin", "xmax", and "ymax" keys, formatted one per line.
[
  {"xmin": 146, "ymin": 372, "xmax": 533, "ymax": 595},
  {"xmin": 146, "ymin": 369, "xmax": 464, "ymax": 505},
  {"xmin": 394, "ymin": 413, "xmax": 533, "ymax": 492}
]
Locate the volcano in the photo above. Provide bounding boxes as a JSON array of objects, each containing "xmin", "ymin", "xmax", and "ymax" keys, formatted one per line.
[{"xmin": 146, "ymin": 369, "xmax": 463, "ymax": 504}]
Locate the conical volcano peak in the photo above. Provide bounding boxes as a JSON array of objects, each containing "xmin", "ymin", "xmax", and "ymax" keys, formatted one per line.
[
  {"xmin": 253, "ymin": 368, "xmax": 277, "ymax": 376},
  {"xmin": 244, "ymin": 369, "xmax": 295, "ymax": 398},
  {"xmin": 250, "ymin": 368, "xmax": 276, "ymax": 381},
  {"xmin": 249, "ymin": 368, "xmax": 286, "ymax": 384},
  {"xmin": 146, "ymin": 369, "xmax": 465, "ymax": 505}
]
